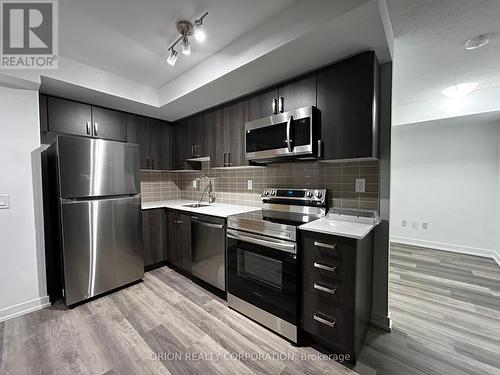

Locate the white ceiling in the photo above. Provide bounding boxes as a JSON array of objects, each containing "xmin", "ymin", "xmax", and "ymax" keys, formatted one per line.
[
  {"xmin": 388, "ymin": 0, "xmax": 500, "ymax": 109},
  {"xmin": 4, "ymin": 0, "xmax": 393, "ymax": 121},
  {"xmin": 59, "ymin": 0, "xmax": 296, "ymax": 88}
]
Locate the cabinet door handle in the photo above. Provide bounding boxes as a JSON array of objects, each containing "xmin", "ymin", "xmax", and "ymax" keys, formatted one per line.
[
  {"xmin": 313, "ymin": 313, "xmax": 336, "ymax": 328},
  {"xmin": 86, "ymin": 121, "xmax": 91, "ymax": 135},
  {"xmin": 223, "ymin": 152, "xmax": 227, "ymax": 167},
  {"xmin": 314, "ymin": 241, "xmax": 337, "ymax": 250},
  {"xmin": 278, "ymin": 96, "xmax": 284, "ymax": 113},
  {"xmin": 151, "ymin": 158, "xmax": 155, "ymax": 169},
  {"xmin": 227, "ymin": 152, "xmax": 231, "ymax": 166},
  {"xmin": 93, "ymin": 122, "xmax": 99, "ymax": 136},
  {"xmin": 272, "ymin": 98, "xmax": 277, "ymax": 115},
  {"xmin": 147, "ymin": 158, "xmax": 150, "ymax": 169},
  {"xmin": 314, "ymin": 283, "xmax": 336, "ymax": 295},
  {"xmin": 313, "ymin": 262, "xmax": 337, "ymax": 273}
]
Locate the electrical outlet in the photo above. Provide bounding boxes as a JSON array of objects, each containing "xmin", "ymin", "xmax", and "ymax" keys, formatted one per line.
[
  {"xmin": 412, "ymin": 221, "xmax": 418, "ymax": 229},
  {"xmin": 192, "ymin": 179, "xmax": 197, "ymax": 189},
  {"xmin": 355, "ymin": 178, "xmax": 366, "ymax": 193},
  {"xmin": 247, "ymin": 180, "xmax": 253, "ymax": 190},
  {"xmin": 422, "ymin": 222, "xmax": 428, "ymax": 230},
  {"xmin": 401, "ymin": 219, "xmax": 407, "ymax": 227}
]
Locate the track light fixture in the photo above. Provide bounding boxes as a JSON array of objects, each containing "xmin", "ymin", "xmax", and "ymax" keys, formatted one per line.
[{"xmin": 166, "ymin": 12, "xmax": 208, "ymax": 66}]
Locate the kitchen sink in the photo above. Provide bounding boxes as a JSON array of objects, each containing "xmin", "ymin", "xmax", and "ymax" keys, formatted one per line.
[{"xmin": 182, "ymin": 203, "xmax": 211, "ymax": 208}]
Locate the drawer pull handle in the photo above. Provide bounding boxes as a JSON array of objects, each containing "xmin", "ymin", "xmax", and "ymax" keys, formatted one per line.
[
  {"xmin": 313, "ymin": 313, "xmax": 336, "ymax": 328},
  {"xmin": 313, "ymin": 262, "xmax": 337, "ymax": 273},
  {"xmin": 314, "ymin": 283, "xmax": 336, "ymax": 295},
  {"xmin": 314, "ymin": 241, "xmax": 337, "ymax": 250}
]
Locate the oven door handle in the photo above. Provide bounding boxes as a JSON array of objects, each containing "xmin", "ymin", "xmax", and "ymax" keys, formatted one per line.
[{"xmin": 227, "ymin": 230, "xmax": 296, "ymax": 254}]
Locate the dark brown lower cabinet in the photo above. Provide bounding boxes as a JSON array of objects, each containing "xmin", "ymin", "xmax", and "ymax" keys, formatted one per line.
[
  {"xmin": 300, "ymin": 230, "xmax": 374, "ymax": 364},
  {"xmin": 166, "ymin": 210, "xmax": 192, "ymax": 272},
  {"xmin": 142, "ymin": 208, "xmax": 167, "ymax": 269}
]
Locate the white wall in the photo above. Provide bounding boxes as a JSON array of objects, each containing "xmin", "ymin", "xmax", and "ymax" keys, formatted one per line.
[
  {"xmin": 390, "ymin": 114, "xmax": 500, "ymax": 264},
  {"xmin": 0, "ymin": 86, "xmax": 49, "ymax": 321}
]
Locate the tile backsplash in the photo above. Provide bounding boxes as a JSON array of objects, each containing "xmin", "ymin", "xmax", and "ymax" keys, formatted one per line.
[{"xmin": 140, "ymin": 160, "xmax": 379, "ymax": 210}]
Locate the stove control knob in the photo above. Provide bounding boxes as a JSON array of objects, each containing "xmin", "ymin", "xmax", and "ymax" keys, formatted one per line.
[
  {"xmin": 306, "ymin": 191, "xmax": 313, "ymax": 198},
  {"xmin": 271, "ymin": 190, "xmax": 276, "ymax": 196},
  {"xmin": 315, "ymin": 191, "xmax": 323, "ymax": 199},
  {"xmin": 264, "ymin": 190, "xmax": 269, "ymax": 196}
]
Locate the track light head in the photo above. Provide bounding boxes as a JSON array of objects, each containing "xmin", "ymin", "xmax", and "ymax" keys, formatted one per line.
[
  {"xmin": 167, "ymin": 48, "xmax": 178, "ymax": 65},
  {"xmin": 181, "ymin": 36, "xmax": 191, "ymax": 55},
  {"xmin": 194, "ymin": 20, "xmax": 206, "ymax": 42}
]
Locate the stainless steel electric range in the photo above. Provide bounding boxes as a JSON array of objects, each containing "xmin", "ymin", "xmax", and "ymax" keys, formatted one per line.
[{"xmin": 226, "ymin": 188, "xmax": 327, "ymax": 343}]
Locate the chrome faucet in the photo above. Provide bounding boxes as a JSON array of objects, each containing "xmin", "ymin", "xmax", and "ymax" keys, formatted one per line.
[{"xmin": 198, "ymin": 175, "xmax": 215, "ymax": 204}]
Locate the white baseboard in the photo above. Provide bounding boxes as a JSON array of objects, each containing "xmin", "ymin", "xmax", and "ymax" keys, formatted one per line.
[
  {"xmin": 390, "ymin": 236, "xmax": 500, "ymax": 267},
  {"xmin": 0, "ymin": 296, "xmax": 51, "ymax": 323},
  {"xmin": 370, "ymin": 311, "xmax": 392, "ymax": 331}
]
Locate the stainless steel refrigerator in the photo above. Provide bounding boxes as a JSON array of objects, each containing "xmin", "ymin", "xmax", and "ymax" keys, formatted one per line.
[{"xmin": 45, "ymin": 135, "xmax": 144, "ymax": 306}]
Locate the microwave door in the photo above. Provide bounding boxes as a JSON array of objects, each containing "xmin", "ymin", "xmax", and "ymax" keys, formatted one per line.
[
  {"xmin": 245, "ymin": 106, "xmax": 316, "ymax": 161},
  {"xmin": 245, "ymin": 120, "xmax": 289, "ymax": 159}
]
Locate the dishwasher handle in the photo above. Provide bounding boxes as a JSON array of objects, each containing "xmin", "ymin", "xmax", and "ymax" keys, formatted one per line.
[{"xmin": 191, "ymin": 217, "xmax": 224, "ymax": 230}]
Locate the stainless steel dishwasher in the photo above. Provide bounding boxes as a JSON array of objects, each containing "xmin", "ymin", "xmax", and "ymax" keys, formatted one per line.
[{"xmin": 191, "ymin": 214, "xmax": 226, "ymax": 291}]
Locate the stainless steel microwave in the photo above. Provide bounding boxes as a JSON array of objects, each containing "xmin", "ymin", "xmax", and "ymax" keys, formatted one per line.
[{"xmin": 245, "ymin": 106, "xmax": 320, "ymax": 163}]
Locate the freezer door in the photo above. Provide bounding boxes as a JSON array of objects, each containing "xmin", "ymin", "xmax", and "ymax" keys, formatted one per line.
[
  {"xmin": 57, "ymin": 136, "xmax": 139, "ymax": 198},
  {"xmin": 60, "ymin": 196, "xmax": 144, "ymax": 306}
]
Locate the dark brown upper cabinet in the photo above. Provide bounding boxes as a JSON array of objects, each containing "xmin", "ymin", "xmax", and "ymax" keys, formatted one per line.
[
  {"xmin": 207, "ymin": 101, "xmax": 247, "ymax": 168},
  {"xmin": 91, "ymin": 106, "xmax": 127, "ymax": 142},
  {"xmin": 317, "ymin": 51, "xmax": 380, "ymax": 160},
  {"xmin": 47, "ymin": 97, "xmax": 92, "ymax": 137},
  {"xmin": 246, "ymin": 87, "xmax": 279, "ymax": 121},
  {"xmin": 126, "ymin": 114, "xmax": 172, "ymax": 170},
  {"xmin": 185, "ymin": 114, "xmax": 207, "ymax": 159},
  {"xmin": 277, "ymin": 73, "xmax": 316, "ymax": 112},
  {"xmin": 47, "ymin": 97, "xmax": 126, "ymax": 142},
  {"xmin": 126, "ymin": 114, "xmax": 149, "ymax": 169}
]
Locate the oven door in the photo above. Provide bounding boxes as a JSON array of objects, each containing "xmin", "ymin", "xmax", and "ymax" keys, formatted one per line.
[
  {"xmin": 245, "ymin": 106, "xmax": 317, "ymax": 161},
  {"xmin": 226, "ymin": 229, "xmax": 297, "ymax": 324}
]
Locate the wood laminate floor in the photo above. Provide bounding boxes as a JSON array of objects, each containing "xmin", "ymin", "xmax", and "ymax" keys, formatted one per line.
[
  {"xmin": 0, "ymin": 267, "xmax": 355, "ymax": 375},
  {"xmin": 1, "ymin": 243, "xmax": 499, "ymax": 375},
  {"xmin": 355, "ymin": 243, "xmax": 500, "ymax": 375}
]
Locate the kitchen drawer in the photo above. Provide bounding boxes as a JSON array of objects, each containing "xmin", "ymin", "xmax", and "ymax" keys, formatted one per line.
[
  {"xmin": 303, "ymin": 272, "xmax": 354, "ymax": 310},
  {"xmin": 302, "ymin": 232, "xmax": 356, "ymax": 263},
  {"xmin": 303, "ymin": 249, "xmax": 354, "ymax": 286},
  {"xmin": 302, "ymin": 291, "xmax": 353, "ymax": 351}
]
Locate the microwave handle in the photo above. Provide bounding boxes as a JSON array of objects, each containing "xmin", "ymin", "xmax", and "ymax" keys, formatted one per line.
[
  {"xmin": 227, "ymin": 230, "xmax": 296, "ymax": 254},
  {"xmin": 286, "ymin": 115, "xmax": 293, "ymax": 152}
]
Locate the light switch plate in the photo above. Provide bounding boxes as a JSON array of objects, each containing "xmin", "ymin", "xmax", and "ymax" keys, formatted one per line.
[
  {"xmin": 355, "ymin": 178, "xmax": 365, "ymax": 193},
  {"xmin": 192, "ymin": 179, "xmax": 197, "ymax": 188},
  {"xmin": 0, "ymin": 194, "xmax": 10, "ymax": 209},
  {"xmin": 247, "ymin": 180, "xmax": 253, "ymax": 190}
]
